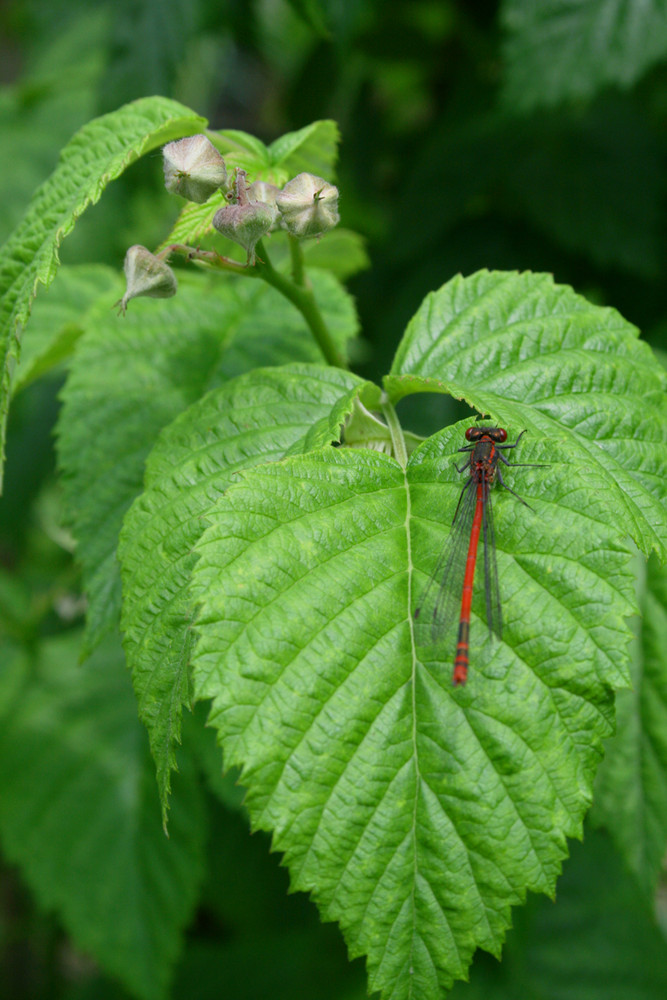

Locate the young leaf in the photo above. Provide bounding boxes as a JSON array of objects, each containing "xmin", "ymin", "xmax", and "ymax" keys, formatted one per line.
[
  {"xmin": 58, "ymin": 269, "xmax": 359, "ymax": 656},
  {"xmin": 386, "ymin": 270, "xmax": 667, "ymax": 561},
  {"xmin": 210, "ymin": 129, "xmax": 272, "ymax": 175},
  {"xmin": 501, "ymin": 0, "xmax": 667, "ymax": 111},
  {"xmin": 119, "ymin": 364, "xmax": 370, "ymax": 818},
  {"xmin": 591, "ymin": 554, "xmax": 667, "ymax": 898},
  {"xmin": 0, "ymin": 94, "xmax": 206, "ymax": 485},
  {"xmin": 0, "ymin": 631, "xmax": 205, "ymax": 1000},
  {"xmin": 210, "ymin": 120, "xmax": 339, "ymax": 187},
  {"xmin": 191, "ymin": 436, "xmax": 636, "ymax": 999},
  {"xmin": 268, "ymin": 120, "xmax": 340, "ymax": 180}
]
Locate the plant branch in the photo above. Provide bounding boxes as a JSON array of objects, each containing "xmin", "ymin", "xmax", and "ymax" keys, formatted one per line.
[
  {"xmin": 253, "ymin": 240, "xmax": 346, "ymax": 368},
  {"xmin": 287, "ymin": 234, "xmax": 306, "ymax": 285},
  {"xmin": 159, "ymin": 243, "xmax": 249, "ymax": 274}
]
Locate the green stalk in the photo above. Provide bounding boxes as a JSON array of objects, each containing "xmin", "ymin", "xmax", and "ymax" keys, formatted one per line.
[
  {"xmin": 380, "ymin": 393, "xmax": 408, "ymax": 468},
  {"xmin": 253, "ymin": 240, "xmax": 346, "ymax": 369},
  {"xmin": 287, "ymin": 234, "xmax": 306, "ymax": 285}
]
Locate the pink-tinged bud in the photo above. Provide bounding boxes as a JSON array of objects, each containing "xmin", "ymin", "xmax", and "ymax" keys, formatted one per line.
[
  {"xmin": 118, "ymin": 245, "xmax": 177, "ymax": 314},
  {"xmin": 162, "ymin": 134, "xmax": 227, "ymax": 204},
  {"xmin": 212, "ymin": 201, "xmax": 276, "ymax": 265},
  {"xmin": 276, "ymin": 172, "xmax": 340, "ymax": 238}
]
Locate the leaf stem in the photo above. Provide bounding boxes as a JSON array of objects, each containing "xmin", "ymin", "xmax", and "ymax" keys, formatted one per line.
[
  {"xmin": 253, "ymin": 240, "xmax": 346, "ymax": 369},
  {"xmin": 380, "ymin": 393, "xmax": 408, "ymax": 468}
]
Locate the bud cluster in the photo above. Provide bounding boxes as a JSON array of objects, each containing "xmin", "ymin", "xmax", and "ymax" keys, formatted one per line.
[
  {"xmin": 119, "ymin": 134, "xmax": 341, "ymax": 311},
  {"xmin": 164, "ymin": 134, "xmax": 340, "ymax": 259}
]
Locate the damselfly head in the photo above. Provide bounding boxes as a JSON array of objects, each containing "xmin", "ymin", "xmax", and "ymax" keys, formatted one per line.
[{"xmin": 465, "ymin": 426, "xmax": 508, "ymax": 443}]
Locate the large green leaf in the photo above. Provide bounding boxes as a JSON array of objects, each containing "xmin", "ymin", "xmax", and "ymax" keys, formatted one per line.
[
  {"xmin": 386, "ymin": 270, "xmax": 667, "ymax": 561},
  {"xmin": 501, "ymin": 0, "xmax": 667, "ymax": 111},
  {"xmin": 119, "ymin": 364, "xmax": 370, "ymax": 817},
  {"xmin": 58, "ymin": 268, "xmax": 359, "ymax": 656},
  {"xmin": 12, "ymin": 264, "xmax": 119, "ymax": 394},
  {"xmin": 591, "ymin": 554, "xmax": 667, "ymax": 897},
  {"xmin": 188, "ymin": 269, "xmax": 667, "ymax": 998},
  {"xmin": 191, "ymin": 432, "xmax": 636, "ymax": 998},
  {"xmin": 0, "ymin": 631, "xmax": 205, "ymax": 1000},
  {"xmin": 57, "ymin": 273, "xmax": 244, "ymax": 656},
  {"xmin": 0, "ymin": 94, "xmax": 206, "ymax": 486}
]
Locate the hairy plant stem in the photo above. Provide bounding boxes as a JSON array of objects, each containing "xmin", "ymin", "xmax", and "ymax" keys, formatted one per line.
[
  {"xmin": 380, "ymin": 393, "xmax": 408, "ymax": 468},
  {"xmin": 160, "ymin": 244, "xmax": 248, "ymax": 274},
  {"xmin": 253, "ymin": 240, "xmax": 346, "ymax": 368},
  {"xmin": 287, "ymin": 233, "xmax": 306, "ymax": 285}
]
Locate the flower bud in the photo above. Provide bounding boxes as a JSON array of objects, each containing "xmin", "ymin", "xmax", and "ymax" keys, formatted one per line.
[
  {"xmin": 118, "ymin": 245, "xmax": 177, "ymax": 315},
  {"xmin": 276, "ymin": 173, "xmax": 340, "ymax": 238},
  {"xmin": 212, "ymin": 201, "xmax": 276, "ymax": 265},
  {"xmin": 246, "ymin": 180, "xmax": 282, "ymax": 232},
  {"xmin": 162, "ymin": 134, "xmax": 227, "ymax": 204}
]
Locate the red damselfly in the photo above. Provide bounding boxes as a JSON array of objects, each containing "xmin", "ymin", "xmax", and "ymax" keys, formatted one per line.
[{"xmin": 414, "ymin": 426, "xmax": 544, "ymax": 685}]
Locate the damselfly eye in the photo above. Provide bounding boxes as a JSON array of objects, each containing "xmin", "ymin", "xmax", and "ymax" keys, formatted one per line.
[
  {"xmin": 465, "ymin": 427, "xmax": 482, "ymax": 441},
  {"xmin": 494, "ymin": 428, "xmax": 508, "ymax": 443}
]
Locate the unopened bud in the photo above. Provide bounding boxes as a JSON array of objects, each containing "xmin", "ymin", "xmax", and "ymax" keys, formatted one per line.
[
  {"xmin": 276, "ymin": 173, "xmax": 339, "ymax": 238},
  {"xmin": 163, "ymin": 134, "xmax": 227, "ymax": 204},
  {"xmin": 118, "ymin": 245, "xmax": 177, "ymax": 314},
  {"xmin": 212, "ymin": 201, "xmax": 276, "ymax": 265},
  {"xmin": 247, "ymin": 180, "xmax": 282, "ymax": 233}
]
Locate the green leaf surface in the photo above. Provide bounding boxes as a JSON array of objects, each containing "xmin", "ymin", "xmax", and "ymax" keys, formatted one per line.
[
  {"xmin": 387, "ymin": 270, "xmax": 667, "ymax": 562},
  {"xmin": 12, "ymin": 264, "xmax": 120, "ymax": 394},
  {"xmin": 296, "ymin": 228, "xmax": 370, "ymax": 281},
  {"xmin": 119, "ymin": 364, "xmax": 369, "ymax": 817},
  {"xmin": 0, "ymin": 631, "xmax": 205, "ymax": 1000},
  {"xmin": 0, "ymin": 94, "xmax": 206, "ymax": 486},
  {"xmin": 58, "ymin": 269, "xmax": 358, "ymax": 656},
  {"xmin": 191, "ymin": 431, "xmax": 636, "ymax": 998},
  {"xmin": 159, "ymin": 192, "xmax": 227, "ymax": 249},
  {"xmin": 57, "ymin": 274, "xmax": 243, "ymax": 656},
  {"xmin": 591, "ymin": 554, "xmax": 667, "ymax": 897},
  {"xmin": 501, "ymin": 0, "xmax": 667, "ymax": 111}
]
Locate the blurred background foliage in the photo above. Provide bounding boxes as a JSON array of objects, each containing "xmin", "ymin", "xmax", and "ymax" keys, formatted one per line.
[{"xmin": 2, "ymin": 0, "xmax": 667, "ymax": 997}]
